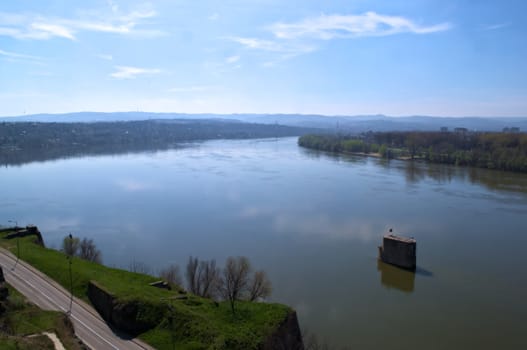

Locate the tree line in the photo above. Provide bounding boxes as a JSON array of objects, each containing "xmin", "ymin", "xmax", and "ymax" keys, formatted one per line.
[
  {"xmin": 298, "ymin": 131, "xmax": 527, "ymax": 173},
  {"xmin": 0, "ymin": 120, "xmax": 315, "ymax": 166},
  {"xmin": 159, "ymin": 256, "xmax": 272, "ymax": 314}
]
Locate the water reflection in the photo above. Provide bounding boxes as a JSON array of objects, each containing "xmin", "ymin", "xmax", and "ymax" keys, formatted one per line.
[
  {"xmin": 298, "ymin": 147, "xmax": 366, "ymax": 165},
  {"xmin": 377, "ymin": 260, "xmax": 415, "ymax": 293},
  {"xmin": 384, "ymin": 158, "xmax": 527, "ymax": 193}
]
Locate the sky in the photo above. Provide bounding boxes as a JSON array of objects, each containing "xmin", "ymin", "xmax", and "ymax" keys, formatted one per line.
[{"xmin": 1, "ymin": 0, "xmax": 526, "ymax": 117}]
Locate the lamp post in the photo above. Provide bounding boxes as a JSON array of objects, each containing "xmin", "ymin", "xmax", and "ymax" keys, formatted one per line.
[{"xmin": 8, "ymin": 220, "xmax": 20, "ymax": 269}]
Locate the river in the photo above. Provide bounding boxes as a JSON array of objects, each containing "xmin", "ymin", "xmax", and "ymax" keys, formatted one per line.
[{"xmin": 1, "ymin": 137, "xmax": 526, "ymax": 349}]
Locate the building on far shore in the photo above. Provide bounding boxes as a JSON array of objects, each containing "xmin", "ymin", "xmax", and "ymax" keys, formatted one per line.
[
  {"xmin": 440, "ymin": 126, "xmax": 449, "ymax": 133},
  {"xmin": 454, "ymin": 127, "xmax": 468, "ymax": 134}
]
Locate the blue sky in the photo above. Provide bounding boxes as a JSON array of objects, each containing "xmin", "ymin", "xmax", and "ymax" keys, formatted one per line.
[{"xmin": 1, "ymin": 0, "xmax": 526, "ymax": 117}]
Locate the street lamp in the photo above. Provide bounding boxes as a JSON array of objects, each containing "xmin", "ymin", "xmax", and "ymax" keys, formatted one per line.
[{"xmin": 8, "ymin": 220, "xmax": 20, "ymax": 269}]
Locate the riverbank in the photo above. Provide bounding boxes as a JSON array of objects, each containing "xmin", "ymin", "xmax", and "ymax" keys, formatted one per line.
[
  {"xmin": 0, "ymin": 227, "xmax": 303, "ymax": 350},
  {"xmin": 298, "ymin": 132, "xmax": 527, "ymax": 173}
]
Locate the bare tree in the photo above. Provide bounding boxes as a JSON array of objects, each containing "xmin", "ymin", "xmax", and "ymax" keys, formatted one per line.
[
  {"xmin": 62, "ymin": 235, "xmax": 79, "ymax": 257},
  {"xmin": 198, "ymin": 259, "xmax": 220, "ymax": 298},
  {"xmin": 186, "ymin": 256, "xmax": 199, "ymax": 294},
  {"xmin": 128, "ymin": 260, "xmax": 152, "ymax": 275},
  {"xmin": 249, "ymin": 270, "xmax": 272, "ymax": 301},
  {"xmin": 79, "ymin": 238, "xmax": 102, "ymax": 263},
  {"xmin": 185, "ymin": 256, "xmax": 221, "ymax": 298},
  {"xmin": 221, "ymin": 256, "xmax": 251, "ymax": 314},
  {"xmin": 160, "ymin": 264, "xmax": 183, "ymax": 287}
]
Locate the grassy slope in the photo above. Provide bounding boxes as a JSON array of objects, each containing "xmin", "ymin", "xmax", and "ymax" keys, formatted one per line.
[
  {"xmin": 0, "ymin": 284, "xmax": 84, "ymax": 350},
  {"xmin": 0, "ymin": 232, "xmax": 290, "ymax": 349}
]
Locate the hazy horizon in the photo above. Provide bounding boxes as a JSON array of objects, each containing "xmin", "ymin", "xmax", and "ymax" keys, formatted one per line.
[{"xmin": 1, "ymin": 110, "xmax": 527, "ymax": 119}]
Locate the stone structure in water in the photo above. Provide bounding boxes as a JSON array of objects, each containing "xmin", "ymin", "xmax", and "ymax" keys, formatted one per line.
[{"xmin": 378, "ymin": 232, "xmax": 416, "ymax": 270}]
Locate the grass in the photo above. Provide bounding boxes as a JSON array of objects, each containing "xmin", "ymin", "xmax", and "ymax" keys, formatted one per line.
[
  {"xmin": 0, "ymin": 283, "xmax": 84, "ymax": 350},
  {"xmin": 0, "ymin": 231, "xmax": 291, "ymax": 349}
]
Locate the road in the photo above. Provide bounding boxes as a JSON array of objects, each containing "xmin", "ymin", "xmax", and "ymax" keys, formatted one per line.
[{"xmin": 0, "ymin": 248, "xmax": 155, "ymax": 350}]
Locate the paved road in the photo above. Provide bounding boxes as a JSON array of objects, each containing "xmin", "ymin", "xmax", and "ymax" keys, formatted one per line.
[{"xmin": 0, "ymin": 248, "xmax": 155, "ymax": 350}]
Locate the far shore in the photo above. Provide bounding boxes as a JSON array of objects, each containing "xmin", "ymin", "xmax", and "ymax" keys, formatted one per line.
[{"xmin": 329, "ymin": 150, "xmax": 417, "ymax": 161}]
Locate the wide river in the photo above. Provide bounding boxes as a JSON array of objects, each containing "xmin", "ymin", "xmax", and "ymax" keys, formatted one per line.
[{"xmin": 2, "ymin": 137, "xmax": 526, "ymax": 349}]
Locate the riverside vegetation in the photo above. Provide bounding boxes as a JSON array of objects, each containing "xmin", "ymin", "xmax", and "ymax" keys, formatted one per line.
[
  {"xmin": 0, "ymin": 229, "xmax": 302, "ymax": 349},
  {"xmin": 298, "ymin": 131, "xmax": 527, "ymax": 173},
  {"xmin": 0, "ymin": 119, "xmax": 315, "ymax": 166}
]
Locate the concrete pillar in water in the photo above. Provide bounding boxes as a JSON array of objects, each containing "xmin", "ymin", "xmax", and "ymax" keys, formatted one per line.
[{"xmin": 378, "ymin": 234, "xmax": 416, "ymax": 270}]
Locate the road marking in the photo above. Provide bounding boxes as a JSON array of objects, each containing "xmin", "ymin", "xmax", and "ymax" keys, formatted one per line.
[
  {"xmin": 5, "ymin": 259, "xmax": 120, "ymax": 350},
  {"xmin": 0, "ymin": 249, "xmax": 152, "ymax": 350}
]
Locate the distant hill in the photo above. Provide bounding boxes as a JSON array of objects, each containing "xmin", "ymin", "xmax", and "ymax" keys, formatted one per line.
[{"xmin": 1, "ymin": 112, "xmax": 526, "ymax": 132}]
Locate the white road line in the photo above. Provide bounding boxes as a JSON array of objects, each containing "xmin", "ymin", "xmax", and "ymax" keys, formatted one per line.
[
  {"xmin": 5, "ymin": 261, "xmax": 120, "ymax": 350},
  {"xmin": 0, "ymin": 249, "xmax": 152, "ymax": 350}
]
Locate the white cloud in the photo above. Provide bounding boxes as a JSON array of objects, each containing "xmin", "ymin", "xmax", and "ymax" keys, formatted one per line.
[
  {"xmin": 0, "ymin": 5, "xmax": 164, "ymax": 41},
  {"xmin": 229, "ymin": 36, "xmax": 315, "ymax": 66},
  {"xmin": 269, "ymin": 12, "xmax": 451, "ymax": 40},
  {"xmin": 208, "ymin": 13, "xmax": 219, "ymax": 21},
  {"xmin": 230, "ymin": 12, "xmax": 450, "ymax": 65},
  {"xmin": 106, "ymin": 0, "xmax": 119, "ymax": 14},
  {"xmin": 0, "ymin": 48, "xmax": 43, "ymax": 62},
  {"xmin": 110, "ymin": 66, "xmax": 161, "ymax": 79},
  {"xmin": 96, "ymin": 53, "xmax": 113, "ymax": 60},
  {"xmin": 230, "ymin": 37, "xmax": 314, "ymax": 54},
  {"xmin": 31, "ymin": 22, "xmax": 76, "ymax": 40},
  {"xmin": 484, "ymin": 22, "xmax": 510, "ymax": 31},
  {"xmin": 226, "ymin": 55, "xmax": 240, "ymax": 63},
  {"xmin": 230, "ymin": 37, "xmax": 283, "ymax": 51}
]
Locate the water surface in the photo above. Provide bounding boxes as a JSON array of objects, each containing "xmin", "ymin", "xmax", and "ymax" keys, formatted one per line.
[{"xmin": 1, "ymin": 137, "xmax": 526, "ymax": 349}]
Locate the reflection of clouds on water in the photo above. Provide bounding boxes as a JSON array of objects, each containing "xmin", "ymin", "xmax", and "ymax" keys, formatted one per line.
[
  {"xmin": 226, "ymin": 190, "xmax": 241, "ymax": 202},
  {"xmin": 115, "ymin": 179, "xmax": 158, "ymax": 192},
  {"xmin": 239, "ymin": 206, "xmax": 273, "ymax": 218},
  {"xmin": 0, "ymin": 202, "xmax": 17, "ymax": 208},
  {"xmin": 239, "ymin": 205, "xmax": 381, "ymax": 241},
  {"xmin": 272, "ymin": 214, "xmax": 377, "ymax": 242},
  {"xmin": 39, "ymin": 217, "xmax": 80, "ymax": 233}
]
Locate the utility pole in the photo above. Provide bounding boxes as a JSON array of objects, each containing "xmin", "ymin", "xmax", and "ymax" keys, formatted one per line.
[{"xmin": 8, "ymin": 220, "xmax": 19, "ymax": 269}]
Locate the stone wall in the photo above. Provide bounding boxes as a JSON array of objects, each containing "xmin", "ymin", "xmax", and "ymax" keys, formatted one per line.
[
  {"xmin": 5, "ymin": 225, "xmax": 45, "ymax": 247},
  {"xmin": 87, "ymin": 281, "xmax": 113, "ymax": 322},
  {"xmin": 0, "ymin": 266, "xmax": 8, "ymax": 302},
  {"xmin": 87, "ymin": 281, "xmax": 162, "ymax": 335},
  {"xmin": 259, "ymin": 310, "xmax": 304, "ymax": 350}
]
